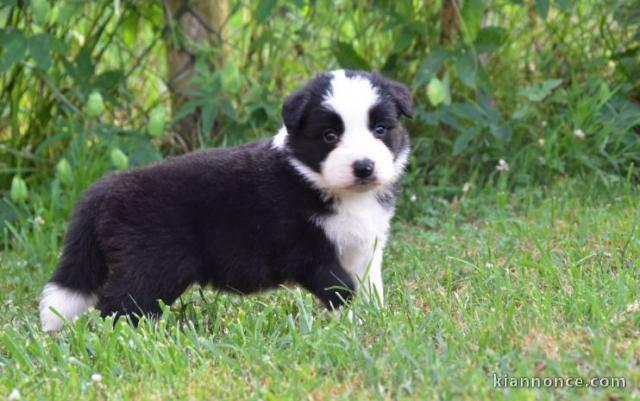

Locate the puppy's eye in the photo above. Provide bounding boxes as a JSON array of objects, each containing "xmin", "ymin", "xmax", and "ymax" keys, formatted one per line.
[
  {"xmin": 373, "ymin": 124, "xmax": 387, "ymax": 137},
  {"xmin": 323, "ymin": 129, "xmax": 338, "ymax": 144}
]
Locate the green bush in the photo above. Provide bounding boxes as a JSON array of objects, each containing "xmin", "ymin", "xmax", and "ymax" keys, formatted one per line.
[{"xmin": 0, "ymin": 0, "xmax": 639, "ymax": 222}]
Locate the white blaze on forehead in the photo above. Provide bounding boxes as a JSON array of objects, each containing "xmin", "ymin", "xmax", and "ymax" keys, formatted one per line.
[{"xmin": 323, "ymin": 70, "xmax": 379, "ymax": 128}]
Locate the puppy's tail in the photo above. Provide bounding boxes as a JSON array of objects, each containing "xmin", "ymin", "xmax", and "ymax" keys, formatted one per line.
[{"xmin": 40, "ymin": 189, "xmax": 108, "ymax": 331}]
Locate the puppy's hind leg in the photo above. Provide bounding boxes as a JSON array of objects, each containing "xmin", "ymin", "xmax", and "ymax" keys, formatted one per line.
[{"xmin": 97, "ymin": 255, "xmax": 198, "ymax": 325}]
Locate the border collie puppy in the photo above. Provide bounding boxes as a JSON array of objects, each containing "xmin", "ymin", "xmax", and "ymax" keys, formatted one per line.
[{"xmin": 39, "ymin": 70, "xmax": 412, "ymax": 331}]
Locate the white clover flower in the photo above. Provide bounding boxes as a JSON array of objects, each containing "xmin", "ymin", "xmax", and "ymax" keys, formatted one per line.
[
  {"xmin": 541, "ymin": 120, "xmax": 547, "ymax": 127},
  {"xmin": 538, "ymin": 138, "xmax": 545, "ymax": 146},
  {"xmin": 34, "ymin": 216, "xmax": 45, "ymax": 226},
  {"xmin": 91, "ymin": 373, "xmax": 103, "ymax": 382},
  {"xmin": 626, "ymin": 301, "xmax": 640, "ymax": 314},
  {"xmin": 409, "ymin": 194, "xmax": 417, "ymax": 202},
  {"xmin": 462, "ymin": 182, "xmax": 471, "ymax": 193},
  {"xmin": 496, "ymin": 159, "xmax": 510, "ymax": 172},
  {"xmin": 8, "ymin": 389, "xmax": 20, "ymax": 401},
  {"xmin": 573, "ymin": 129, "xmax": 585, "ymax": 140}
]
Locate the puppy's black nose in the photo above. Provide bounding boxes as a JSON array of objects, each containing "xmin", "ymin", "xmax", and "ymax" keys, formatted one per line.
[{"xmin": 353, "ymin": 159, "xmax": 375, "ymax": 179}]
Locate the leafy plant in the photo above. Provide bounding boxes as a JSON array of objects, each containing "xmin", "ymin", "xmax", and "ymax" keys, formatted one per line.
[{"xmin": 0, "ymin": 0, "xmax": 639, "ymax": 225}]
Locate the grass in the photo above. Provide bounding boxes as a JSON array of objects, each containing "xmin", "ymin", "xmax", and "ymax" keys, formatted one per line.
[{"xmin": 0, "ymin": 178, "xmax": 639, "ymax": 400}]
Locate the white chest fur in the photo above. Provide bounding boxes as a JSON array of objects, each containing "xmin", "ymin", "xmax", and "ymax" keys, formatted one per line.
[{"xmin": 314, "ymin": 191, "xmax": 393, "ymax": 288}]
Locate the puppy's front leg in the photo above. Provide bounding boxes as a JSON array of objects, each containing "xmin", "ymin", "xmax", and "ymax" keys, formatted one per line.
[
  {"xmin": 353, "ymin": 239, "xmax": 386, "ymax": 307},
  {"xmin": 299, "ymin": 262, "xmax": 355, "ymax": 311},
  {"xmin": 364, "ymin": 242, "xmax": 385, "ymax": 306}
]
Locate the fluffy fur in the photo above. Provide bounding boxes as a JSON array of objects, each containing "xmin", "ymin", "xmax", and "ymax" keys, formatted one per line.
[
  {"xmin": 40, "ymin": 283, "xmax": 98, "ymax": 331},
  {"xmin": 39, "ymin": 70, "xmax": 412, "ymax": 331}
]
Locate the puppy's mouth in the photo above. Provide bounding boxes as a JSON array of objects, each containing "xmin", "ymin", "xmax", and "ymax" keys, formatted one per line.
[{"xmin": 347, "ymin": 177, "xmax": 381, "ymax": 192}]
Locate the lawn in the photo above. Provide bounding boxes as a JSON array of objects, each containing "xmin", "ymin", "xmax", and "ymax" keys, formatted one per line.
[{"xmin": 1, "ymin": 179, "xmax": 638, "ymax": 400}]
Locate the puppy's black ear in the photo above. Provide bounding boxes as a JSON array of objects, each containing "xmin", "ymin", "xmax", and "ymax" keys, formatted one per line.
[
  {"xmin": 282, "ymin": 88, "xmax": 309, "ymax": 133},
  {"xmin": 376, "ymin": 75, "xmax": 413, "ymax": 119}
]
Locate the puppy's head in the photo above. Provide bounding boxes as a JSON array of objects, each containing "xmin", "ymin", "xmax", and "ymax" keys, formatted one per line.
[{"xmin": 275, "ymin": 70, "xmax": 411, "ymax": 194}]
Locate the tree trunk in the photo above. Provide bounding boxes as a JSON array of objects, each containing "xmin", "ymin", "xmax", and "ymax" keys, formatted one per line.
[
  {"xmin": 440, "ymin": 0, "xmax": 461, "ymax": 45},
  {"xmin": 164, "ymin": 0, "xmax": 228, "ymax": 152}
]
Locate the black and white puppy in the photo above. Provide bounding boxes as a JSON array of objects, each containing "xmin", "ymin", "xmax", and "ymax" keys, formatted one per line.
[{"xmin": 40, "ymin": 70, "xmax": 412, "ymax": 331}]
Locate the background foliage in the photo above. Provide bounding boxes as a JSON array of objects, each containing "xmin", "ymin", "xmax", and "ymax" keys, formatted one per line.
[{"xmin": 0, "ymin": 0, "xmax": 639, "ymax": 224}]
